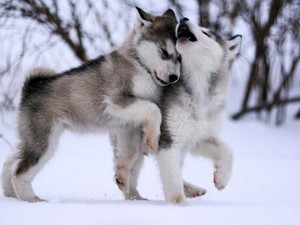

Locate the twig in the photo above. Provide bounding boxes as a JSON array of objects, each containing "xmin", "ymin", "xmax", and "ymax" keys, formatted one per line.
[
  {"xmin": 232, "ymin": 96, "xmax": 300, "ymax": 120},
  {"xmin": 0, "ymin": 133, "xmax": 13, "ymax": 149}
]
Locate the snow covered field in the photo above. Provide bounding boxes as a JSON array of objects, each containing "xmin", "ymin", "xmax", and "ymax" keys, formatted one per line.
[
  {"xmin": 1, "ymin": 1, "xmax": 299, "ymax": 224},
  {"xmin": 0, "ymin": 107, "xmax": 299, "ymax": 225}
]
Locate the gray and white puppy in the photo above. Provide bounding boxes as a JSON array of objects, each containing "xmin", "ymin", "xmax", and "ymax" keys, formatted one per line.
[
  {"xmin": 1, "ymin": 7, "xmax": 180, "ymax": 202},
  {"xmin": 113, "ymin": 18, "xmax": 242, "ymax": 203}
]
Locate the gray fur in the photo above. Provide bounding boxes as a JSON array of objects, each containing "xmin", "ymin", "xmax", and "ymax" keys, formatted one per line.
[
  {"xmin": 112, "ymin": 19, "xmax": 242, "ymax": 203},
  {"xmin": 1, "ymin": 8, "xmax": 179, "ymax": 202}
]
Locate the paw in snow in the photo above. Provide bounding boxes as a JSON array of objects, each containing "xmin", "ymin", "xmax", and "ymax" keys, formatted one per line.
[
  {"xmin": 214, "ymin": 163, "xmax": 232, "ymax": 190},
  {"xmin": 115, "ymin": 174, "xmax": 129, "ymax": 193},
  {"xmin": 184, "ymin": 183, "xmax": 207, "ymax": 198}
]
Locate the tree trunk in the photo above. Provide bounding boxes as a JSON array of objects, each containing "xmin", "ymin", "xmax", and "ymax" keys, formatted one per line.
[
  {"xmin": 295, "ymin": 108, "xmax": 300, "ymax": 119},
  {"xmin": 197, "ymin": 0, "xmax": 210, "ymax": 26}
]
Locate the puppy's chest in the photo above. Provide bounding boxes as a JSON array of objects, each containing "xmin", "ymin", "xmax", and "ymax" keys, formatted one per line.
[
  {"xmin": 184, "ymin": 97, "xmax": 224, "ymax": 137},
  {"xmin": 132, "ymin": 73, "xmax": 161, "ymax": 103},
  {"xmin": 188, "ymin": 102, "xmax": 211, "ymax": 127}
]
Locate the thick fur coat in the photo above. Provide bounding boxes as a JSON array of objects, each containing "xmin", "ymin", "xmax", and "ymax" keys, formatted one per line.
[{"xmin": 1, "ymin": 8, "xmax": 180, "ymax": 202}]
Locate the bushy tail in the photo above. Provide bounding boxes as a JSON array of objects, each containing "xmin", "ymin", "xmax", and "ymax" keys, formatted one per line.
[
  {"xmin": 29, "ymin": 67, "xmax": 56, "ymax": 78},
  {"xmin": 21, "ymin": 67, "xmax": 57, "ymax": 93}
]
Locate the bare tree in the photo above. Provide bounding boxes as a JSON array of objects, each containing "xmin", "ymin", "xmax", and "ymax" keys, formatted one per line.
[
  {"xmin": 0, "ymin": 0, "xmax": 299, "ymax": 126},
  {"xmin": 231, "ymin": 0, "xmax": 300, "ymax": 125},
  {"xmin": 0, "ymin": 0, "xmax": 136, "ymax": 147},
  {"xmin": 0, "ymin": 0, "xmax": 134, "ymax": 110},
  {"xmin": 201, "ymin": 0, "xmax": 298, "ymax": 125},
  {"xmin": 0, "ymin": 0, "xmax": 132, "ymax": 62},
  {"xmin": 169, "ymin": 0, "xmax": 300, "ymax": 125}
]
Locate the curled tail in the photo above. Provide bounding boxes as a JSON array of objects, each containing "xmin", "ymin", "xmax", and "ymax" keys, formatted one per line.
[
  {"xmin": 29, "ymin": 67, "xmax": 56, "ymax": 78},
  {"xmin": 22, "ymin": 67, "xmax": 57, "ymax": 94}
]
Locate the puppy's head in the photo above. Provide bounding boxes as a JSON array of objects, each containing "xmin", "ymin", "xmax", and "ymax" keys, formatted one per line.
[
  {"xmin": 176, "ymin": 18, "xmax": 242, "ymax": 73},
  {"xmin": 132, "ymin": 7, "xmax": 181, "ymax": 86}
]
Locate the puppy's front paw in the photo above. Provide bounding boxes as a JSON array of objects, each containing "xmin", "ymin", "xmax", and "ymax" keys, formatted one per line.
[
  {"xmin": 214, "ymin": 164, "xmax": 232, "ymax": 190},
  {"xmin": 143, "ymin": 110, "xmax": 161, "ymax": 154}
]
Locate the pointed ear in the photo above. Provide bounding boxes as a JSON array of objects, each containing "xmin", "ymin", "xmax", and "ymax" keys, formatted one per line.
[
  {"xmin": 163, "ymin": 9, "xmax": 176, "ymax": 20},
  {"xmin": 227, "ymin": 35, "xmax": 242, "ymax": 59},
  {"xmin": 136, "ymin": 7, "xmax": 155, "ymax": 26}
]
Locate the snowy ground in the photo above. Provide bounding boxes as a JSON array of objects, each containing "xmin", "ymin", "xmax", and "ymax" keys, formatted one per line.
[
  {"xmin": 1, "ymin": 1, "xmax": 299, "ymax": 224},
  {"xmin": 0, "ymin": 108, "xmax": 299, "ymax": 225}
]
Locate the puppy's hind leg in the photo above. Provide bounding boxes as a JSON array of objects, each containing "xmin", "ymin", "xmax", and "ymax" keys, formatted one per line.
[
  {"xmin": 180, "ymin": 153, "xmax": 206, "ymax": 198},
  {"xmin": 183, "ymin": 180, "xmax": 207, "ymax": 198},
  {"xmin": 12, "ymin": 124, "xmax": 61, "ymax": 202},
  {"xmin": 193, "ymin": 138, "xmax": 233, "ymax": 190},
  {"xmin": 2, "ymin": 155, "xmax": 18, "ymax": 198}
]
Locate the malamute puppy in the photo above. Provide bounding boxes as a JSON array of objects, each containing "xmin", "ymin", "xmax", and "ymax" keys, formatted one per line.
[
  {"xmin": 113, "ymin": 18, "xmax": 242, "ymax": 203},
  {"xmin": 1, "ymin": 7, "xmax": 181, "ymax": 202}
]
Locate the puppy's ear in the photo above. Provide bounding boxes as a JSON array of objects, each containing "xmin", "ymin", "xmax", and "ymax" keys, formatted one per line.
[
  {"xmin": 136, "ymin": 7, "xmax": 155, "ymax": 26},
  {"xmin": 227, "ymin": 35, "xmax": 242, "ymax": 59},
  {"xmin": 163, "ymin": 9, "xmax": 176, "ymax": 20}
]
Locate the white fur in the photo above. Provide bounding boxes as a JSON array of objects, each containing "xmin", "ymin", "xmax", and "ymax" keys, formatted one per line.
[
  {"xmin": 111, "ymin": 21, "xmax": 241, "ymax": 203},
  {"xmin": 2, "ymin": 155, "xmax": 18, "ymax": 198},
  {"xmin": 156, "ymin": 21, "xmax": 241, "ymax": 203},
  {"xmin": 137, "ymin": 40, "xmax": 180, "ymax": 85},
  {"xmin": 131, "ymin": 65, "xmax": 162, "ymax": 103},
  {"xmin": 157, "ymin": 147, "xmax": 185, "ymax": 203},
  {"xmin": 104, "ymin": 97, "xmax": 161, "ymax": 154}
]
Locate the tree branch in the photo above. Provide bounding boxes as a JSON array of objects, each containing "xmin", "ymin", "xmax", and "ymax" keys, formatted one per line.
[
  {"xmin": 232, "ymin": 96, "xmax": 300, "ymax": 120},
  {"xmin": 0, "ymin": 133, "xmax": 13, "ymax": 149}
]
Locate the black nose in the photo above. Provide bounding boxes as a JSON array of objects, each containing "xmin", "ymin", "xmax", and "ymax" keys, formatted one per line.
[
  {"xmin": 169, "ymin": 74, "xmax": 179, "ymax": 83},
  {"xmin": 180, "ymin": 17, "xmax": 189, "ymax": 23}
]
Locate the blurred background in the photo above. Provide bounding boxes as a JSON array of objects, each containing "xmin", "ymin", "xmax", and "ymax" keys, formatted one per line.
[
  {"xmin": 0, "ymin": 2, "xmax": 299, "ymax": 223},
  {"xmin": 0, "ymin": 0, "xmax": 299, "ymax": 132}
]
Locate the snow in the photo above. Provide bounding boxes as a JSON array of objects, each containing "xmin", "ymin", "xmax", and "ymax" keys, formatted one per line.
[
  {"xmin": 0, "ymin": 2, "xmax": 299, "ymax": 224},
  {"xmin": 0, "ymin": 107, "xmax": 300, "ymax": 225}
]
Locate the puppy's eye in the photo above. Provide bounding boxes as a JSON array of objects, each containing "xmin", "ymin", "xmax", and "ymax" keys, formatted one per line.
[
  {"xmin": 202, "ymin": 31, "xmax": 210, "ymax": 37},
  {"xmin": 160, "ymin": 48, "xmax": 169, "ymax": 59},
  {"xmin": 177, "ymin": 55, "xmax": 182, "ymax": 63}
]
